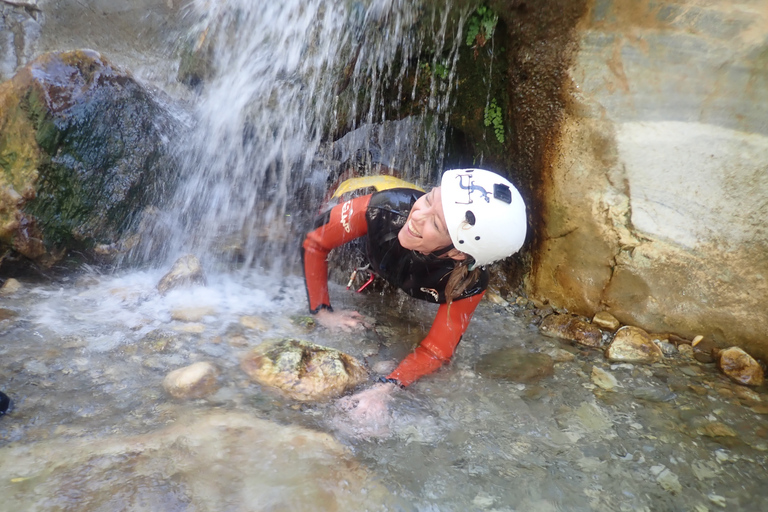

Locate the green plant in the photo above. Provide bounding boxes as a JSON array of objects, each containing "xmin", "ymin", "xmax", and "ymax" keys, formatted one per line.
[
  {"xmin": 484, "ymin": 98, "xmax": 504, "ymax": 144},
  {"xmin": 421, "ymin": 62, "xmax": 449, "ymax": 80},
  {"xmin": 466, "ymin": 5, "xmax": 498, "ymax": 49}
]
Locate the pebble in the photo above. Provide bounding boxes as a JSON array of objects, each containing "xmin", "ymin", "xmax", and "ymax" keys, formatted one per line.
[
  {"xmin": 162, "ymin": 361, "xmax": 219, "ymax": 399},
  {"xmin": 677, "ymin": 344, "xmax": 696, "ymax": 360},
  {"xmin": 733, "ymin": 386, "xmax": 761, "ymax": 403},
  {"xmin": 717, "ymin": 347, "xmax": 764, "ymax": 387},
  {"xmin": 0, "ymin": 278, "xmax": 22, "ymax": 296},
  {"xmin": 240, "ymin": 315, "xmax": 270, "ymax": 331},
  {"xmin": 539, "ymin": 314, "xmax": 603, "ymax": 348},
  {"xmin": 543, "ymin": 347, "xmax": 576, "ymax": 362},
  {"xmin": 485, "ymin": 291, "xmax": 509, "ymax": 306},
  {"xmin": 655, "ymin": 467, "xmax": 682, "ymax": 494},
  {"xmin": 697, "ymin": 422, "xmax": 737, "ymax": 438},
  {"xmin": 171, "ymin": 306, "xmax": 217, "ymax": 322},
  {"xmin": 605, "ymin": 326, "xmax": 664, "ymax": 364},
  {"xmin": 708, "ymin": 494, "xmax": 727, "ymax": 508},
  {"xmin": 591, "ymin": 366, "xmax": 619, "ymax": 391},
  {"xmin": 592, "ymin": 311, "xmax": 620, "ymax": 332}
]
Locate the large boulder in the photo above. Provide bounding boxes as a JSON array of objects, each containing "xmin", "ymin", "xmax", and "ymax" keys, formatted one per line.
[{"xmin": 0, "ymin": 49, "xmax": 177, "ymax": 267}]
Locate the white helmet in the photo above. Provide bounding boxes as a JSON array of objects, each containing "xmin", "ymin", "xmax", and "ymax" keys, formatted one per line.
[{"xmin": 440, "ymin": 169, "xmax": 527, "ymax": 268}]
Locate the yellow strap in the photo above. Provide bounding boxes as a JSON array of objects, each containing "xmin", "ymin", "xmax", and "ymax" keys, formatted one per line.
[{"xmin": 331, "ymin": 175, "xmax": 424, "ymax": 198}]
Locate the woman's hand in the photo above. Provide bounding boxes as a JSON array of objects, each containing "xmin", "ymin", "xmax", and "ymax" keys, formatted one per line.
[
  {"xmin": 314, "ymin": 309, "xmax": 371, "ymax": 332},
  {"xmin": 333, "ymin": 382, "xmax": 397, "ymax": 438}
]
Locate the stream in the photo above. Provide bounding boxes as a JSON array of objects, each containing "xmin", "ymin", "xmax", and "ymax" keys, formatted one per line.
[{"xmin": 0, "ymin": 269, "xmax": 767, "ymax": 511}]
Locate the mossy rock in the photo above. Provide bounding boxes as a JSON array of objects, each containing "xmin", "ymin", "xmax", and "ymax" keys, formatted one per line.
[{"xmin": 0, "ymin": 50, "xmax": 178, "ymax": 267}]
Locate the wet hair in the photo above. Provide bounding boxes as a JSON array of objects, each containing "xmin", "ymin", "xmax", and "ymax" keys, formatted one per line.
[{"xmin": 444, "ymin": 257, "xmax": 482, "ymax": 305}]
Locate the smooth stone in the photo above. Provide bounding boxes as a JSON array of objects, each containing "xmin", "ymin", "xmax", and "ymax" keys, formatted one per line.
[
  {"xmin": 733, "ymin": 386, "xmax": 762, "ymax": 403},
  {"xmin": 543, "ymin": 347, "xmax": 576, "ymax": 362},
  {"xmin": 591, "ymin": 366, "xmax": 619, "ymax": 391},
  {"xmin": 592, "ymin": 311, "xmax": 620, "ymax": 332},
  {"xmin": 717, "ymin": 347, "xmax": 764, "ymax": 387},
  {"xmin": 539, "ymin": 314, "xmax": 603, "ymax": 347},
  {"xmin": 631, "ymin": 386, "xmax": 677, "ymax": 403},
  {"xmin": 241, "ymin": 339, "xmax": 368, "ymax": 402},
  {"xmin": 750, "ymin": 404, "xmax": 768, "ymax": 415},
  {"xmin": 605, "ymin": 326, "xmax": 663, "ymax": 364},
  {"xmin": 485, "ymin": 291, "xmax": 509, "ymax": 306},
  {"xmin": 157, "ymin": 254, "xmax": 206, "ymax": 295},
  {"xmin": 0, "ymin": 278, "xmax": 21, "ymax": 296},
  {"xmin": 240, "ymin": 315, "xmax": 270, "ymax": 331},
  {"xmin": 475, "ymin": 348, "xmax": 555, "ymax": 383},
  {"xmin": 677, "ymin": 343, "xmax": 696, "ymax": 360},
  {"xmin": 698, "ymin": 422, "xmax": 737, "ymax": 438},
  {"xmin": 171, "ymin": 306, "xmax": 217, "ymax": 322},
  {"xmin": 162, "ymin": 362, "xmax": 219, "ymax": 399}
]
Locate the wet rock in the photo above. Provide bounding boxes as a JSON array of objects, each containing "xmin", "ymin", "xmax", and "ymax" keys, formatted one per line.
[
  {"xmin": 173, "ymin": 323, "xmax": 205, "ymax": 334},
  {"xmin": 697, "ymin": 422, "xmax": 737, "ymax": 438},
  {"xmin": 240, "ymin": 339, "xmax": 368, "ymax": 401},
  {"xmin": 605, "ymin": 326, "xmax": 663, "ymax": 364},
  {"xmin": 677, "ymin": 343, "xmax": 696, "ymax": 360},
  {"xmin": 475, "ymin": 348, "xmax": 555, "ymax": 383},
  {"xmin": 591, "ymin": 366, "xmax": 619, "ymax": 391},
  {"xmin": 162, "ymin": 361, "xmax": 219, "ymax": 399},
  {"xmin": 290, "ymin": 315, "xmax": 316, "ymax": 331},
  {"xmin": 157, "ymin": 255, "xmax": 206, "ymax": 295},
  {"xmin": 717, "ymin": 347, "xmax": 764, "ymax": 387},
  {"xmin": 539, "ymin": 314, "xmax": 603, "ymax": 348},
  {"xmin": 592, "ymin": 311, "xmax": 620, "ymax": 332},
  {"xmin": 733, "ymin": 386, "xmax": 762, "ymax": 403},
  {"xmin": 0, "ymin": 308, "xmax": 19, "ymax": 321},
  {"xmin": 0, "ymin": 390, "xmax": 11, "ymax": 416},
  {"xmin": 0, "ymin": 50, "xmax": 178, "ymax": 266},
  {"xmin": 651, "ymin": 465, "xmax": 682, "ymax": 494},
  {"xmin": 0, "ymin": 411, "xmax": 394, "ymax": 510},
  {"xmin": 0, "ymin": 278, "xmax": 21, "ymax": 296},
  {"xmin": 631, "ymin": 386, "xmax": 676, "ymax": 403},
  {"xmin": 485, "ymin": 291, "xmax": 509, "ymax": 306},
  {"xmin": 543, "ymin": 347, "xmax": 576, "ymax": 363},
  {"xmin": 139, "ymin": 329, "xmax": 179, "ymax": 353},
  {"xmin": 240, "ymin": 315, "xmax": 270, "ymax": 331},
  {"xmin": 654, "ymin": 340, "xmax": 677, "ymax": 357},
  {"xmin": 171, "ymin": 306, "xmax": 217, "ymax": 322}
]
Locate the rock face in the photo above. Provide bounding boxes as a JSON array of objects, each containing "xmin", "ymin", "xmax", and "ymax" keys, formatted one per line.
[
  {"xmin": 162, "ymin": 362, "xmax": 219, "ymax": 399},
  {"xmin": 605, "ymin": 326, "xmax": 663, "ymax": 364},
  {"xmin": 0, "ymin": 49, "xmax": 177, "ymax": 267},
  {"xmin": 717, "ymin": 347, "xmax": 764, "ymax": 387},
  {"xmin": 539, "ymin": 313, "xmax": 603, "ymax": 347},
  {"xmin": 0, "ymin": 411, "xmax": 394, "ymax": 510},
  {"xmin": 525, "ymin": 0, "xmax": 768, "ymax": 361},
  {"xmin": 241, "ymin": 339, "xmax": 368, "ymax": 401}
]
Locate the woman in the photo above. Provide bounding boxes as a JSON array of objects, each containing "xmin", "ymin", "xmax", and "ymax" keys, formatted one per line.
[{"xmin": 302, "ymin": 168, "xmax": 526, "ymax": 429}]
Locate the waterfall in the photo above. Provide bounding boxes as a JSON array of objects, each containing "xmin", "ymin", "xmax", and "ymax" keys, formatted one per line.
[{"xmin": 136, "ymin": 0, "xmax": 463, "ymax": 272}]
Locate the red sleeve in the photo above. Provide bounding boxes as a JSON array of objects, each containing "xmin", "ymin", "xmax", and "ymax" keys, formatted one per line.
[
  {"xmin": 302, "ymin": 195, "xmax": 371, "ymax": 313},
  {"xmin": 387, "ymin": 291, "xmax": 485, "ymax": 387}
]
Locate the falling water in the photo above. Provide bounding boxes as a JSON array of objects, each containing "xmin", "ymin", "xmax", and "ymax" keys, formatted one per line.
[{"xmin": 135, "ymin": 0, "xmax": 465, "ymax": 270}]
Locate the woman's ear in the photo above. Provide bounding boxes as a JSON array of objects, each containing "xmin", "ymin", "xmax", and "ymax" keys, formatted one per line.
[{"xmin": 447, "ymin": 249, "xmax": 467, "ymax": 261}]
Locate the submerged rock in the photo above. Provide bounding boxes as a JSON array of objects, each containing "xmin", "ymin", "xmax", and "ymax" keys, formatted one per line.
[
  {"xmin": 0, "ymin": 50, "xmax": 178, "ymax": 266},
  {"xmin": 475, "ymin": 348, "xmax": 555, "ymax": 383},
  {"xmin": 0, "ymin": 278, "xmax": 21, "ymax": 296},
  {"xmin": 157, "ymin": 254, "xmax": 206, "ymax": 294},
  {"xmin": 539, "ymin": 314, "xmax": 603, "ymax": 347},
  {"xmin": 162, "ymin": 362, "xmax": 219, "ymax": 399},
  {"xmin": 241, "ymin": 339, "xmax": 368, "ymax": 401},
  {"xmin": 605, "ymin": 326, "xmax": 663, "ymax": 364},
  {"xmin": 0, "ymin": 411, "xmax": 394, "ymax": 510},
  {"xmin": 717, "ymin": 347, "xmax": 764, "ymax": 387}
]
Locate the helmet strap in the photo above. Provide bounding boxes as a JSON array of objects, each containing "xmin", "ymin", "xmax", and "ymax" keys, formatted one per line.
[{"xmin": 432, "ymin": 243, "xmax": 455, "ymax": 258}]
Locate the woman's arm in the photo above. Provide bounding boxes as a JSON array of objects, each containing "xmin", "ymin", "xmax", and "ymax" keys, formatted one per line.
[
  {"xmin": 386, "ymin": 291, "xmax": 485, "ymax": 386},
  {"xmin": 301, "ymin": 195, "xmax": 371, "ymax": 313}
]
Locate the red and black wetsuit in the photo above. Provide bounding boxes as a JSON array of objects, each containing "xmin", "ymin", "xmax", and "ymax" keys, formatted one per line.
[{"xmin": 302, "ymin": 188, "xmax": 488, "ymax": 387}]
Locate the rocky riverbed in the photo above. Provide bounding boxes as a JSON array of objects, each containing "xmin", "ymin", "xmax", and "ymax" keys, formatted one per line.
[{"xmin": 0, "ymin": 264, "xmax": 767, "ymax": 511}]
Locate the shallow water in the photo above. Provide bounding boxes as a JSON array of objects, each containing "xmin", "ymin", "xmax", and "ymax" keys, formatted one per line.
[{"xmin": 1, "ymin": 269, "xmax": 767, "ymax": 511}]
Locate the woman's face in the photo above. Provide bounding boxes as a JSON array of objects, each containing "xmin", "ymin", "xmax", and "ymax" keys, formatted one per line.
[{"xmin": 398, "ymin": 187, "xmax": 460, "ymax": 257}]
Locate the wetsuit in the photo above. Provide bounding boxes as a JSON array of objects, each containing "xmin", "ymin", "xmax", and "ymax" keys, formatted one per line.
[{"xmin": 302, "ymin": 188, "xmax": 488, "ymax": 387}]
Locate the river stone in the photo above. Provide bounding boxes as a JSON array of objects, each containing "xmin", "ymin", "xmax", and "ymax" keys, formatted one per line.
[
  {"xmin": 240, "ymin": 339, "xmax": 368, "ymax": 401},
  {"xmin": 0, "ymin": 50, "xmax": 177, "ymax": 266},
  {"xmin": 717, "ymin": 347, "xmax": 764, "ymax": 387},
  {"xmin": 0, "ymin": 411, "xmax": 394, "ymax": 510},
  {"xmin": 157, "ymin": 254, "xmax": 206, "ymax": 295},
  {"xmin": 171, "ymin": 306, "xmax": 217, "ymax": 322},
  {"xmin": 539, "ymin": 314, "xmax": 603, "ymax": 347},
  {"xmin": 162, "ymin": 361, "xmax": 219, "ymax": 399},
  {"xmin": 0, "ymin": 278, "xmax": 21, "ymax": 296},
  {"xmin": 592, "ymin": 311, "xmax": 620, "ymax": 332},
  {"xmin": 475, "ymin": 348, "xmax": 555, "ymax": 383},
  {"xmin": 591, "ymin": 366, "xmax": 619, "ymax": 391},
  {"xmin": 605, "ymin": 326, "xmax": 663, "ymax": 364},
  {"xmin": 240, "ymin": 315, "xmax": 270, "ymax": 331}
]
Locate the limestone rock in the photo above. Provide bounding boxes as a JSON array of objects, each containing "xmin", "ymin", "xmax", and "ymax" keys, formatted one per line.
[
  {"xmin": 157, "ymin": 254, "xmax": 206, "ymax": 294},
  {"xmin": 0, "ymin": 411, "xmax": 394, "ymax": 510},
  {"xmin": 592, "ymin": 311, "xmax": 620, "ymax": 332},
  {"xmin": 162, "ymin": 361, "xmax": 219, "ymax": 399},
  {"xmin": 241, "ymin": 339, "xmax": 368, "ymax": 401},
  {"xmin": 0, "ymin": 278, "xmax": 21, "ymax": 296},
  {"xmin": 476, "ymin": 348, "xmax": 555, "ymax": 383},
  {"xmin": 539, "ymin": 314, "xmax": 603, "ymax": 348},
  {"xmin": 717, "ymin": 347, "xmax": 764, "ymax": 387},
  {"xmin": 0, "ymin": 50, "xmax": 178, "ymax": 266},
  {"xmin": 605, "ymin": 326, "xmax": 663, "ymax": 364}
]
